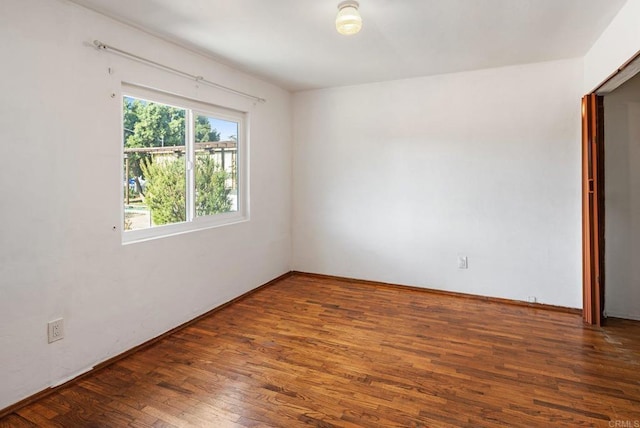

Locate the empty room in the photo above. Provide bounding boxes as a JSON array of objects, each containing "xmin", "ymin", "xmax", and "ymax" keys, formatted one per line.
[{"xmin": 1, "ymin": 0, "xmax": 640, "ymax": 426}]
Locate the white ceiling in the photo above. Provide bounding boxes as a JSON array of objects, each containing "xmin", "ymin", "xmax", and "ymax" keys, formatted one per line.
[{"xmin": 69, "ymin": 0, "xmax": 627, "ymax": 91}]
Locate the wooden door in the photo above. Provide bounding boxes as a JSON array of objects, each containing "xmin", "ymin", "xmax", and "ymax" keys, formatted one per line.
[{"xmin": 581, "ymin": 94, "xmax": 604, "ymax": 325}]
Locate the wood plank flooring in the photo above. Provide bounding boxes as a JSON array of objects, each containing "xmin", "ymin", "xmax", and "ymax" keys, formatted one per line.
[{"xmin": 2, "ymin": 273, "xmax": 640, "ymax": 427}]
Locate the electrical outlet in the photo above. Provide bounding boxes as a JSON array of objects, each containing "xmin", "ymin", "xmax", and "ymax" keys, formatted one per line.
[
  {"xmin": 457, "ymin": 256, "xmax": 468, "ymax": 269},
  {"xmin": 528, "ymin": 296, "xmax": 537, "ymax": 303},
  {"xmin": 48, "ymin": 318, "xmax": 64, "ymax": 343}
]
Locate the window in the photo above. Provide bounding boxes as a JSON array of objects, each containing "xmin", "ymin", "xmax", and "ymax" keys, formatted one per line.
[{"xmin": 122, "ymin": 85, "xmax": 246, "ymax": 243}]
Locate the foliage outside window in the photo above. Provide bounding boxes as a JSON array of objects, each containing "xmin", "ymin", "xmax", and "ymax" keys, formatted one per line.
[{"xmin": 122, "ymin": 87, "xmax": 245, "ymax": 242}]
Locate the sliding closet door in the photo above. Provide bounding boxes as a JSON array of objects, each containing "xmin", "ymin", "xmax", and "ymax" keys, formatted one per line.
[{"xmin": 582, "ymin": 94, "xmax": 604, "ymax": 325}]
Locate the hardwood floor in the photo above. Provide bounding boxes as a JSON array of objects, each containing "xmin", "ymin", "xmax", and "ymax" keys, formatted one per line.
[{"xmin": 2, "ymin": 273, "xmax": 640, "ymax": 427}]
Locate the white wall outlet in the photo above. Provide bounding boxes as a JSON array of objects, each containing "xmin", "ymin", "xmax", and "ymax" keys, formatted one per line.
[
  {"xmin": 458, "ymin": 256, "xmax": 468, "ymax": 269},
  {"xmin": 528, "ymin": 296, "xmax": 537, "ymax": 303},
  {"xmin": 48, "ymin": 318, "xmax": 64, "ymax": 343}
]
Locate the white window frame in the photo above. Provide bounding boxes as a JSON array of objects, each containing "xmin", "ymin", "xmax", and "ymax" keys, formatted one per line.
[{"xmin": 121, "ymin": 84, "xmax": 248, "ymax": 244}]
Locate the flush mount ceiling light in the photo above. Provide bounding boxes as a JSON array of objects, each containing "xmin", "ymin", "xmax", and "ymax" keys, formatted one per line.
[{"xmin": 336, "ymin": 0, "xmax": 362, "ymax": 35}]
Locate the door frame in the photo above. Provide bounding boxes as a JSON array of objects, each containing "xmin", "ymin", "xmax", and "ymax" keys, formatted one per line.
[
  {"xmin": 582, "ymin": 49, "xmax": 640, "ymax": 325},
  {"xmin": 581, "ymin": 94, "xmax": 604, "ymax": 325}
]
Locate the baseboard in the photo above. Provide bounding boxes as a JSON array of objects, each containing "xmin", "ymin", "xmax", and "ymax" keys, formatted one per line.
[
  {"xmin": 291, "ymin": 271, "xmax": 583, "ymax": 315},
  {"xmin": 605, "ymin": 312, "xmax": 640, "ymax": 322},
  {"xmin": 0, "ymin": 270, "xmax": 294, "ymax": 419}
]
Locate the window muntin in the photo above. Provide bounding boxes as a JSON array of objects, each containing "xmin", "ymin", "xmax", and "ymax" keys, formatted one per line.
[{"xmin": 122, "ymin": 86, "xmax": 245, "ymax": 243}]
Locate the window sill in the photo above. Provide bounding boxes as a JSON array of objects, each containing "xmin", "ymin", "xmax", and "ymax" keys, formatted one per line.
[{"xmin": 122, "ymin": 211, "xmax": 248, "ymax": 245}]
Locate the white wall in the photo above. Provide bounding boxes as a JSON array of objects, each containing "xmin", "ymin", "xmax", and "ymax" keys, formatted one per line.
[
  {"xmin": 604, "ymin": 74, "xmax": 640, "ymax": 321},
  {"xmin": 0, "ymin": 0, "xmax": 291, "ymax": 410},
  {"xmin": 293, "ymin": 58, "xmax": 583, "ymax": 308},
  {"xmin": 584, "ymin": 0, "xmax": 640, "ymax": 92}
]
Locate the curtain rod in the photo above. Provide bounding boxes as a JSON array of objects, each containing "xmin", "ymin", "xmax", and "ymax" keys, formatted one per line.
[{"xmin": 92, "ymin": 40, "xmax": 266, "ymax": 103}]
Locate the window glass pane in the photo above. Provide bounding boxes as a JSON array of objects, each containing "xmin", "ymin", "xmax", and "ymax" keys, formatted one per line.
[
  {"xmin": 123, "ymin": 96, "xmax": 187, "ymax": 230},
  {"xmin": 194, "ymin": 115, "xmax": 239, "ymax": 217}
]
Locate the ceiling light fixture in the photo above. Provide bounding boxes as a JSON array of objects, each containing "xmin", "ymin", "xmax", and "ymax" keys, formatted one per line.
[{"xmin": 336, "ymin": 1, "xmax": 362, "ymax": 36}]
